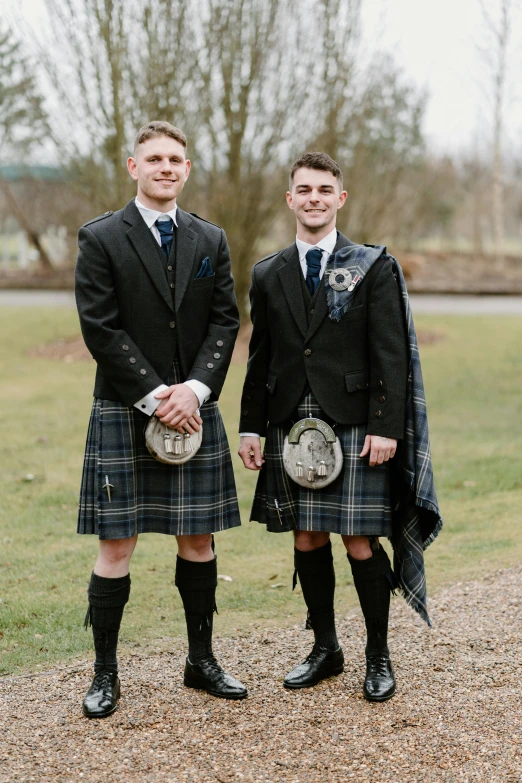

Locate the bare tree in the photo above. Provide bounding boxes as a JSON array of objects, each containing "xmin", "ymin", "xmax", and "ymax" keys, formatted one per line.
[{"xmin": 478, "ymin": 0, "xmax": 518, "ymax": 263}]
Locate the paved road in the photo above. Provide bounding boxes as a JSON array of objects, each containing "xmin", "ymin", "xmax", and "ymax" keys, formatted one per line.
[{"xmin": 1, "ymin": 290, "xmax": 522, "ymax": 314}]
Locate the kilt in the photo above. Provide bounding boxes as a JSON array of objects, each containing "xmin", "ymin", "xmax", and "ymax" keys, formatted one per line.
[
  {"xmin": 77, "ymin": 364, "xmax": 240, "ymax": 539},
  {"xmin": 250, "ymin": 394, "xmax": 391, "ymax": 536}
]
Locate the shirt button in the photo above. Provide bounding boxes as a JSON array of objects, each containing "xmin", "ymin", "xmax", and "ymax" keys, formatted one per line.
[
  {"xmin": 129, "ymin": 357, "xmax": 136, "ymax": 364},
  {"xmin": 379, "ymin": 395, "xmax": 386, "ymax": 403},
  {"xmin": 309, "ymin": 309, "xmax": 315, "ymax": 315},
  {"xmin": 122, "ymin": 344, "xmax": 129, "ymax": 351},
  {"xmin": 168, "ymin": 265, "xmax": 173, "ymax": 271},
  {"xmin": 304, "ymin": 348, "xmax": 312, "ymax": 356},
  {"xmin": 378, "ymin": 380, "xmax": 384, "ymax": 387},
  {"xmin": 375, "ymin": 410, "xmax": 382, "ymax": 417},
  {"xmin": 207, "ymin": 362, "xmax": 214, "ymax": 369},
  {"xmin": 140, "ymin": 369, "xmax": 147, "ymax": 375},
  {"xmin": 214, "ymin": 352, "xmax": 221, "ymax": 359},
  {"xmin": 169, "ymin": 321, "xmax": 176, "ymax": 328},
  {"xmin": 216, "ymin": 340, "xmax": 224, "ymax": 347},
  {"xmin": 170, "ymin": 283, "xmax": 175, "ymax": 289}
]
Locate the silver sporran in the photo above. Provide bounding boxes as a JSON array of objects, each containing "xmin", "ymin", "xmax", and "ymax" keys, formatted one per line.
[
  {"xmin": 145, "ymin": 416, "xmax": 202, "ymax": 465},
  {"xmin": 283, "ymin": 417, "xmax": 343, "ymax": 489}
]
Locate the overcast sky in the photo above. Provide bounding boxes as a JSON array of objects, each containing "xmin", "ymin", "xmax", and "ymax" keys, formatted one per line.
[{"xmin": 14, "ymin": 0, "xmax": 522, "ymax": 156}]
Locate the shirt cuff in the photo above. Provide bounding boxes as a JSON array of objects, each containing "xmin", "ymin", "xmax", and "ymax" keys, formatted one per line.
[
  {"xmin": 134, "ymin": 384, "xmax": 169, "ymax": 416},
  {"xmin": 239, "ymin": 432, "xmax": 261, "ymax": 438},
  {"xmin": 184, "ymin": 379, "xmax": 212, "ymax": 408}
]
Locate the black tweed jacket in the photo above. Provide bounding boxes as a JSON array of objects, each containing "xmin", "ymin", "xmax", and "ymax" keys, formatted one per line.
[
  {"xmin": 75, "ymin": 199, "xmax": 239, "ymax": 406},
  {"xmin": 239, "ymin": 232, "xmax": 408, "ymax": 438}
]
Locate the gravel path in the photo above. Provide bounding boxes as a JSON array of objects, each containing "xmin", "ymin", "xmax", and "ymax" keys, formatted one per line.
[{"xmin": 1, "ymin": 566, "xmax": 521, "ymax": 783}]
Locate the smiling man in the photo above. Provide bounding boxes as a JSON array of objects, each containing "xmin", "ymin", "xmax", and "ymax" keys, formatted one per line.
[
  {"xmin": 238, "ymin": 152, "xmax": 409, "ymax": 701},
  {"xmin": 75, "ymin": 121, "xmax": 246, "ymax": 717}
]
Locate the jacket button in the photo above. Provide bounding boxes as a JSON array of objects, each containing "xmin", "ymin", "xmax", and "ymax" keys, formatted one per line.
[
  {"xmin": 309, "ymin": 308, "xmax": 315, "ymax": 315},
  {"xmin": 304, "ymin": 348, "xmax": 312, "ymax": 356},
  {"xmin": 356, "ymin": 384, "xmax": 362, "ymax": 390},
  {"xmin": 207, "ymin": 362, "xmax": 214, "ymax": 369},
  {"xmin": 122, "ymin": 344, "xmax": 129, "ymax": 351},
  {"xmin": 242, "ymin": 409, "xmax": 248, "ymax": 416},
  {"xmin": 216, "ymin": 340, "xmax": 224, "ymax": 347},
  {"xmin": 379, "ymin": 395, "xmax": 386, "ymax": 403},
  {"xmin": 243, "ymin": 395, "xmax": 250, "ymax": 402},
  {"xmin": 378, "ymin": 380, "xmax": 383, "ymax": 387},
  {"xmin": 214, "ymin": 352, "xmax": 221, "ymax": 359},
  {"xmin": 169, "ymin": 321, "xmax": 176, "ymax": 328},
  {"xmin": 129, "ymin": 357, "xmax": 136, "ymax": 364},
  {"xmin": 140, "ymin": 369, "xmax": 147, "ymax": 376},
  {"xmin": 375, "ymin": 410, "xmax": 382, "ymax": 417},
  {"xmin": 248, "ymin": 381, "xmax": 255, "ymax": 388}
]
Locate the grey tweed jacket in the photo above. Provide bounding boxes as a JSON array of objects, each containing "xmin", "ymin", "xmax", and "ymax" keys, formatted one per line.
[{"xmin": 75, "ymin": 199, "xmax": 239, "ymax": 406}]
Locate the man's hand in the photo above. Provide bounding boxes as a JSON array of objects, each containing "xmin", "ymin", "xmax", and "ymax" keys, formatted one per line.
[
  {"xmin": 360, "ymin": 435, "xmax": 397, "ymax": 467},
  {"xmin": 154, "ymin": 384, "xmax": 202, "ymax": 434},
  {"xmin": 238, "ymin": 436, "xmax": 265, "ymax": 470}
]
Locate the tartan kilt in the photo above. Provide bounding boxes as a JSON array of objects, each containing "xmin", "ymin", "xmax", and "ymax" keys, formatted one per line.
[
  {"xmin": 250, "ymin": 394, "xmax": 392, "ymax": 536},
  {"xmin": 77, "ymin": 369, "xmax": 240, "ymax": 539}
]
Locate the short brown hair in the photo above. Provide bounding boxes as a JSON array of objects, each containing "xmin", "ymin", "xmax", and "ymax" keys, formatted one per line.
[
  {"xmin": 289, "ymin": 152, "xmax": 343, "ymax": 189},
  {"xmin": 134, "ymin": 121, "xmax": 187, "ymax": 153}
]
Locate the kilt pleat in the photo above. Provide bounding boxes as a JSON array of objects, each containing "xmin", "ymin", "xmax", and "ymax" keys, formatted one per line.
[
  {"xmin": 78, "ymin": 389, "xmax": 240, "ymax": 539},
  {"xmin": 250, "ymin": 394, "xmax": 391, "ymax": 536}
]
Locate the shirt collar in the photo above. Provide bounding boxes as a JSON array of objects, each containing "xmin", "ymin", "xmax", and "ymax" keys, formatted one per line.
[
  {"xmin": 135, "ymin": 197, "xmax": 178, "ymax": 229},
  {"xmin": 295, "ymin": 227, "xmax": 337, "ymax": 261}
]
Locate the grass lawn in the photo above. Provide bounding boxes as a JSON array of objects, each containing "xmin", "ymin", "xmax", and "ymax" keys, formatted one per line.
[{"xmin": 0, "ymin": 308, "xmax": 521, "ymax": 675}]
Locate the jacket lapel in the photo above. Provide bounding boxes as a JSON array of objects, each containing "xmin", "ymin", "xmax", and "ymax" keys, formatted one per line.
[
  {"xmin": 277, "ymin": 244, "xmax": 308, "ymax": 338},
  {"xmin": 174, "ymin": 208, "xmax": 198, "ymax": 311},
  {"xmin": 305, "ymin": 232, "xmax": 353, "ymax": 341},
  {"xmin": 124, "ymin": 199, "xmax": 174, "ymax": 312}
]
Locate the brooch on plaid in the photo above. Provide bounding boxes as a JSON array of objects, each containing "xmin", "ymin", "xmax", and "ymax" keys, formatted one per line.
[{"xmin": 324, "ymin": 244, "xmax": 385, "ymax": 322}]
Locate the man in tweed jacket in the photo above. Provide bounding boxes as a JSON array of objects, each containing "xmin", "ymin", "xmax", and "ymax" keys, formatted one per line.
[
  {"xmin": 238, "ymin": 152, "xmax": 408, "ymax": 701},
  {"xmin": 76, "ymin": 121, "xmax": 246, "ymax": 717}
]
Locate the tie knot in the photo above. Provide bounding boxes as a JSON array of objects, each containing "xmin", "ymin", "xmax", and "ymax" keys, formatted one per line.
[
  {"xmin": 155, "ymin": 217, "xmax": 174, "ymax": 243},
  {"xmin": 305, "ymin": 247, "xmax": 323, "ymax": 272}
]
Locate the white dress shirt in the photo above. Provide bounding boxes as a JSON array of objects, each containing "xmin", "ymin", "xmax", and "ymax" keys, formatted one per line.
[
  {"xmin": 133, "ymin": 197, "xmax": 212, "ymax": 416},
  {"xmin": 240, "ymin": 228, "xmax": 337, "ymax": 438}
]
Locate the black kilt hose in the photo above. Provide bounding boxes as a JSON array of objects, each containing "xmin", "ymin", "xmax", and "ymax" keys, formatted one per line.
[
  {"xmin": 78, "ymin": 365, "xmax": 240, "ymax": 539},
  {"xmin": 251, "ymin": 394, "xmax": 391, "ymax": 536}
]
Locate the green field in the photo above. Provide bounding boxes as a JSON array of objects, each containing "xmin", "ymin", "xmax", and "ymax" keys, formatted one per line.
[{"xmin": 0, "ymin": 308, "xmax": 521, "ymax": 675}]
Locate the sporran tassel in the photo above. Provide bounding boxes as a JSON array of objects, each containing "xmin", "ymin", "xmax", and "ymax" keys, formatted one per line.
[
  {"xmin": 184, "ymin": 433, "xmax": 193, "ymax": 453},
  {"xmin": 174, "ymin": 435, "xmax": 183, "ymax": 455},
  {"xmin": 318, "ymin": 460, "xmax": 327, "ymax": 477},
  {"xmin": 164, "ymin": 427, "xmax": 173, "ymax": 453},
  {"xmin": 307, "ymin": 466, "xmax": 316, "ymax": 482},
  {"xmin": 295, "ymin": 461, "xmax": 303, "ymax": 478}
]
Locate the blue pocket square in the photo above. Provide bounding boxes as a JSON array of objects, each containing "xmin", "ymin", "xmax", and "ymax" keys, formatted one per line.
[{"xmin": 195, "ymin": 257, "xmax": 214, "ymax": 279}]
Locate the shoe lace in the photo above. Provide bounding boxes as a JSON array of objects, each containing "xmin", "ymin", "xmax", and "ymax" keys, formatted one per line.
[
  {"xmin": 92, "ymin": 670, "xmax": 114, "ymax": 690},
  {"xmin": 367, "ymin": 655, "xmax": 389, "ymax": 676},
  {"xmin": 200, "ymin": 653, "xmax": 224, "ymax": 675}
]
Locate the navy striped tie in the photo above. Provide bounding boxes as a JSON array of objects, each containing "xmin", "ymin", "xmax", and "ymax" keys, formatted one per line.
[
  {"xmin": 155, "ymin": 217, "xmax": 174, "ymax": 259},
  {"xmin": 305, "ymin": 247, "xmax": 323, "ymax": 295}
]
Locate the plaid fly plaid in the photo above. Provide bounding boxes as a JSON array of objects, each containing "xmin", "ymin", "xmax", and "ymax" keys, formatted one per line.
[
  {"xmin": 325, "ymin": 244, "xmax": 443, "ymax": 625},
  {"xmin": 250, "ymin": 394, "xmax": 392, "ymax": 536},
  {"xmin": 77, "ymin": 364, "xmax": 240, "ymax": 539}
]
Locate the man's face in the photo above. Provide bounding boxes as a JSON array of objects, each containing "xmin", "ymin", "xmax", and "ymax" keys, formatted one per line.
[
  {"xmin": 286, "ymin": 168, "xmax": 347, "ymax": 232},
  {"xmin": 127, "ymin": 136, "xmax": 191, "ymax": 206}
]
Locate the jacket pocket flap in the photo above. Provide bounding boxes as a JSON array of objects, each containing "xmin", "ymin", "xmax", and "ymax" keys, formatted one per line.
[
  {"xmin": 345, "ymin": 369, "xmax": 369, "ymax": 393},
  {"xmin": 266, "ymin": 373, "xmax": 277, "ymax": 393}
]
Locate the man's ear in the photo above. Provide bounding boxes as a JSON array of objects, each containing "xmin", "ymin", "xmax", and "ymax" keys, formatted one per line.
[
  {"xmin": 127, "ymin": 157, "xmax": 138, "ymax": 181},
  {"xmin": 337, "ymin": 190, "xmax": 348, "ymax": 209},
  {"xmin": 286, "ymin": 190, "xmax": 294, "ymax": 211}
]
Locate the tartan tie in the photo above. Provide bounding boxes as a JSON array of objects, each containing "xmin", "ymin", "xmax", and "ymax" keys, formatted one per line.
[
  {"xmin": 305, "ymin": 247, "xmax": 323, "ymax": 295},
  {"xmin": 155, "ymin": 217, "xmax": 174, "ymax": 259}
]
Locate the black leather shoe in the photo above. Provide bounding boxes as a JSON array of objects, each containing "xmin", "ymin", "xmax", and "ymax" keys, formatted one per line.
[
  {"xmin": 82, "ymin": 670, "xmax": 120, "ymax": 718},
  {"xmin": 284, "ymin": 644, "xmax": 344, "ymax": 689},
  {"xmin": 363, "ymin": 655, "xmax": 396, "ymax": 702},
  {"xmin": 184, "ymin": 655, "xmax": 247, "ymax": 700}
]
